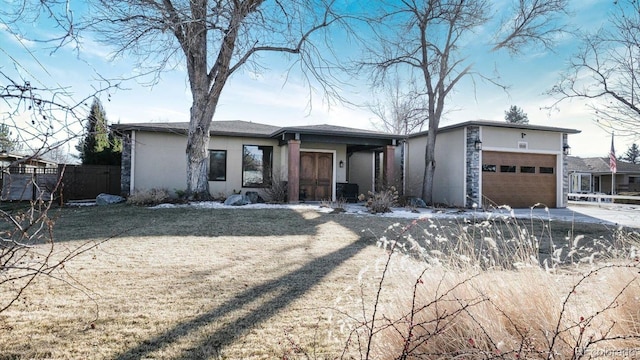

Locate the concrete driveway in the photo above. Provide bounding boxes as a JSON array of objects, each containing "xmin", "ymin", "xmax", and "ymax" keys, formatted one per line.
[{"xmin": 506, "ymin": 203, "xmax": 640, "ymax": 229}]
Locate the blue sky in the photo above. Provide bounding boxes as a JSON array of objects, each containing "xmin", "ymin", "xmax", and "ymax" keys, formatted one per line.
[{"xmin": 0, "ymin": 0, "xmax": 635, "ymax": 158}]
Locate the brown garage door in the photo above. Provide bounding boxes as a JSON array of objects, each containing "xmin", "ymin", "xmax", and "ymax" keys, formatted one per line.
[{"xmin": 482, "ymin": 152, "xmax": 557, "ymax": 208}]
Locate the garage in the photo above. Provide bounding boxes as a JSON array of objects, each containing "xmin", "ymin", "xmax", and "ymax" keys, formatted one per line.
[{"xmin": 482, "ymin": 151, "xmax": 557, "ymax": 208}]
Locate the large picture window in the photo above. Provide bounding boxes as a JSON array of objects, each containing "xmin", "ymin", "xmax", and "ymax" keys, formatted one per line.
[
  {"xmin": 208, "ymin": 150, "xmax": 227, "ymax": 181},
  {"xmin": 242, "ymin": 145, "xmax": 273, "ymax": 187}
]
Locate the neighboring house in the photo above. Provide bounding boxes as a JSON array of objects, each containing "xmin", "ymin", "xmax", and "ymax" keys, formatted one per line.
[
  {"xmin": 112, "ymin": 121, "xmax": 403, "ymax": 202},
  {"xmin": 0, "ymin": 152, "xmax": 57, "ymax": 173},
  {"xmin": 567, "ymin": 156, "xmax": 640, "ymax": 195},
  {"xmin": 402, "ymin": 121, "xmax": 580, "ymax": 209}
]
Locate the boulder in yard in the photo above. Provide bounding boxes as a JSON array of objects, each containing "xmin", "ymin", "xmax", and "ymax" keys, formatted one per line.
[
  {"xmin": 224, "ymin": 194, "xmax": 250, "ymax": 206},
  {"xmin": 245, "ymin": 191, "xmax": 264, "ymax": 204},
  {"xmin": 96, "ymin": 193, "xmax": 125, "ymax": 205}
]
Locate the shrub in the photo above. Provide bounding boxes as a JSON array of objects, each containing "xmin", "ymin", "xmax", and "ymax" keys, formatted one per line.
[
  {"xmin": 126, "ymin": 188, "xmax": 170, "ymax": 206},
  {"xmin": 362, "ymin": 186, "xmax": 399, "ymax": 214},
  {"xmin": 261, "ymin": 172, "xmax": 287, "ymax": 203}
]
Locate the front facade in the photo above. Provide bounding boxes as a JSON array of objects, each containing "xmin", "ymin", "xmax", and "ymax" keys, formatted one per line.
[
  {"xmin": 113, "ymin": 121, "xmax": 402, "ymax": 202},
  {"xmin": 403, "ymin": 121, "xmax": 580, "ymax": 209}
]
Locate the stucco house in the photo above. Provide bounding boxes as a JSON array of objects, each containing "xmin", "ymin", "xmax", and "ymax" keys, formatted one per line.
[
  {"xmin": 401, "ymin": 121, "xmax": 580, "ymax": 209},
  {"xmin": 568, "ymin": 156, "xmax": 640, "ymax": 195},
  {"xmin": 112, "ymin": 121, "xmax": 403, "ymax": 202}
]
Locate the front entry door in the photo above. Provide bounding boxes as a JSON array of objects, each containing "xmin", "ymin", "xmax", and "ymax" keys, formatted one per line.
[{"xmin": 300, "ymin": 152, "xmax": 333, "ymax": 201}]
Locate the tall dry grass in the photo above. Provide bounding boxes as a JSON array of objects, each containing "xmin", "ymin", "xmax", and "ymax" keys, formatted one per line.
[{"xmin": 335, "ymin": 213, "xmax": 640, "ymax": 359}]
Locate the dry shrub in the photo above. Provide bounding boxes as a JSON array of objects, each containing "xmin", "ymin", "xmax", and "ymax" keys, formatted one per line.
[
  {"xmin": 262, "ymin": 172, "xmax": 287, "ymax": 203},
  {"xmin": 336, "ymin": 216, "xmax": 640, "ymax": 359},
  {"xmin": 126, "ymin": 188, "xmax": 169, "ymax": 206},
  {"xmin": 361, "ymin": 186, "xmax": 399, "ymax": 214}
]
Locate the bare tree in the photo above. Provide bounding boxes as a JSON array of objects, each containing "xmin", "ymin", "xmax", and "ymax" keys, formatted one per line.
[
  {"xmin": 1, "ymin": 3, "xmax": 118, "ymax": 314},
  {"xmin": 359, "ymin": 0, "xmax": 568, "ymax": 204},
  {"xmin": 550, "ymin": 0, "xmax": 640, "ymax": 138},
  {"xmin": 84, "ymin": 0, "xmax": 344, "ymax": 200},
  {"xmin": 369, "ymin": 76, "xmax": 428, "ymax": 135}
]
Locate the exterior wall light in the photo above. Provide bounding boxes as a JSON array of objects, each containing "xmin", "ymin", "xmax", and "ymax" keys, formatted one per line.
[
  {"xmin": 339, "ymin": 160, "xmax": 344, "ymax": 168},
  {"xmin": 474, "ymin": 139, "xmax": 482, "ymax": 151},
  {"xmin": 563, "ymin": 144, "xmax": 571, "ymax": 155}
]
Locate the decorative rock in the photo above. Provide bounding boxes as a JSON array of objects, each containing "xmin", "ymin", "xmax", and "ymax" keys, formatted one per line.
[
  {"xmin": 407, "ymin": 197, "xmax": 427, "ymax": 208},
  {"xmin": 245, "ymin": 191, "xmax": 264, "ymax": 204},
  {"xmin": 96, "ymin": 193, "xmax": 125, "ymax": 205},
  {"xmin": 224, "ymin": 194, "xmax": 250, "ymax": 206}
]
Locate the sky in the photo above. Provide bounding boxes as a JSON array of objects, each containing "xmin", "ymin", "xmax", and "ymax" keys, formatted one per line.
[{"xmin": 0, "ymin": 0, "xmax": 637, "ymax": 159}]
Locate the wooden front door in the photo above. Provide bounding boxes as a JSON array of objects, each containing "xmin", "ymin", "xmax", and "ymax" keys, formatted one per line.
[{"xmin": 300, "ymin": 152, "xmax": 333, "ymax": 201}]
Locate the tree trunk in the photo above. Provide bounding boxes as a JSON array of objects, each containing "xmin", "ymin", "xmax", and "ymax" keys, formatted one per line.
[
  {"xmin": 186, "ymin": 92, "xmax": 215, "ymax": 200},
  {"xmin": 421, "ymin": 127, "xmax": 437, "ymax": 205}
]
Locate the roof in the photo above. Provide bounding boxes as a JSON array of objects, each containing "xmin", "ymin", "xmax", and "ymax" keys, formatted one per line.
[
  {"xmin": 112, "ymin": 120, "xmax": 403, "ymax": 140},
  {"xmin": 408, "ymin": 120, "xmax": 581, "ymax": 138},
  {"xmin": 112, "ymin": 120, "xmax": 280, "ymax": 137},
  {"xmin": 568, "ymin": 156, "xmax": 640, "ymax": 174}
]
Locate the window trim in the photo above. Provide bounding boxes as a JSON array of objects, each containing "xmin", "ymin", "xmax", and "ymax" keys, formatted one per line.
[
  {"xmin": 208, "ymin": 150, "xmax": 227, "ymax": 181},
  {"xmin": 242, "ymin": 144, "xmax": 273, "ymax": 188}
]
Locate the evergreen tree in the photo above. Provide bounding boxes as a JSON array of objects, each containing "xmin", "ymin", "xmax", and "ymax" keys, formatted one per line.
[
  {"xmin": 76, "ymin": 98, "xmax": 122, "ymax": 165},
  {"xmin": 504, "ymin": 105, "xmax": 529, "ymax": 124},
  {"xmin": 0, "ymin": 124, "xmax": 20, "ymax": 153},
  {"xmin": 621, "ymin": 143, "xmax": 640, "ymax": 164}
]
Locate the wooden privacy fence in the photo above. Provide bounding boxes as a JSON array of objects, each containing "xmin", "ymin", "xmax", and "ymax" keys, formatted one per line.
[
  {"xmin": 58, "ymin": 165, "xmax": 121, "ymax": 201},
  {"xmin": 0, "ymin": 165, "xmax": 121, "ymax": 202},
  {"xmin": 0, "ymin": 168, "xmax": 59, "ymax": 201}
]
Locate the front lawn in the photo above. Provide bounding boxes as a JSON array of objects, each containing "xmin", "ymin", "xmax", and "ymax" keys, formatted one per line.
[{"xmin": 0, "ymin": 204, "xmax": 637, "ymax": 359}]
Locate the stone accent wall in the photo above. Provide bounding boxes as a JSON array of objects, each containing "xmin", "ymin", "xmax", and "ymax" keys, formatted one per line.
[
  {"xmin": 465, "ymin": 126, "xmax": 481, "ymax": 208},
  {"xmin": 120, "ymin": 133, "xmax": 132, "ymax": 196},
  {"xmin": 561, "ymin": 133, "xmax": 569, "ymax": 208}
]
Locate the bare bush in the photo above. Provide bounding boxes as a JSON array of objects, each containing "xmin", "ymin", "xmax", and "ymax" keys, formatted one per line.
[
  {"xmin": 361, "ymin": 186, "xmax": 399, "ymax": 214},
  {"xmin": 261, "ymin": 172, "xmax": 288, "ymax": 204}
]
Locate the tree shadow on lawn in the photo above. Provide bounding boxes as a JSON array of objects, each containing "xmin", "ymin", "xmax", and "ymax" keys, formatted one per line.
[
  {"xmin": 113, "ymin": 237, "xmax": 371, "ymax": 360},
  {"xmin": 49, "ymin": 204, "xmax": 396, "ymax": 243}
]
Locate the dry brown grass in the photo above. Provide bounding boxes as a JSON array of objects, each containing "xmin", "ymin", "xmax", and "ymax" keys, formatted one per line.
[
  {"xmin": 0, "ymin": 207, "xmax": 389, "ymax": 359},
  {"xmin": 0, "ymin": 204, "xmax": 636, "ymax": 359},
  {"xmin": 340, "ymin": 257, "xmax": 640, "ymax": 359}
]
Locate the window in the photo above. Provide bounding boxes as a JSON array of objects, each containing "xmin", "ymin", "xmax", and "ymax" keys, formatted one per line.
[
  {"xmin": 242, "ymin": 145, "xmax": 273, "ymax": 187},
  {"xmin": 208, "ymin": 150, "xmax": 227, "ymax": 181},
  {"xmin": 539, "ymin": 167, "xmax": 554, "ymax": 174},
  {"xmin": 520, "ymin": 166, "xmax": 536, "ymax": 174},
  {"xmin": 500, "ymin": 165, "xmax": 516, "ymax": 173},
  {"xmin": 482, "ymin": 164, "xmax": 496, "ymax": 172}
]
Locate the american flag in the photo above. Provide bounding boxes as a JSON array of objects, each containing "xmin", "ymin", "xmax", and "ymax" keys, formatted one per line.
[{"xmin": 610, "ymin": 133, "xmax": 617, "ymax": 174}]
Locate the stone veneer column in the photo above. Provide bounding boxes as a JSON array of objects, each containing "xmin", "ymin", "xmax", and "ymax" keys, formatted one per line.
[
  {"xmin": 383, "ymin": 145, "xmax": 395, "ymax": 188},
  {"xmin": 465, "ymin": 126, "xmax": 481, "ymax": 208},
  {"xmin": 120, "ymin": 133, "xmax": 132, "ymax": 196},
  {"xmin": 561, "ymin": 133, "xmax": 569, "ymax": 208},
  {"xmin": 287, "ymin": 139, "xmax": 300, "ymax": 203}
]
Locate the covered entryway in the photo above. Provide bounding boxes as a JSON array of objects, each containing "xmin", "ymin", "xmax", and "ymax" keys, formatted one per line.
[
  {"xmin": 482, "ymin": 151, "xmax": 557, "ymax": 208},
  {"xmin": 300, "ymin": 152, "xmax": 333, "ymax": 201}
]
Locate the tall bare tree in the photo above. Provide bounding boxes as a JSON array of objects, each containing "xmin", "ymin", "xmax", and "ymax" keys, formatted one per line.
[
  {"xmin": 86, "ymin": 0, "xmax": 343, "ymax": 199},
  {"xmin": 369, "ymin": 76, "xmax": 428, "ymax": 135},
  {"xmin": 360, "ymin": 0, "xmax": 568, "ymax": 204},
  {"xmin": 550, "ymin": 0, "xmax": 640, "ymax": 138}
]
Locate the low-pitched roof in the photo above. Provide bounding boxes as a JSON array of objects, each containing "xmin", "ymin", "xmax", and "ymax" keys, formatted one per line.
[
  {"xmin": 408, "ymin": 120, "xmax": 581, "ymax": 138},
  {"xmin": 568, "ymin": 156, "xmax": 640, "ymax": 174},
  {"xmin": 112, "ymin": 120, "xmax": 403, "ymax": 140}
]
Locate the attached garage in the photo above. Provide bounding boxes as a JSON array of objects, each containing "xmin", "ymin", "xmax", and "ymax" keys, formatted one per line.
[
  {"xmin": 403, "ymin": 120, "xmax": 580, "ymax": 209},
  {"xmin": 482, "ymin": 151, "xmax": 557, "ymax": 208}
]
